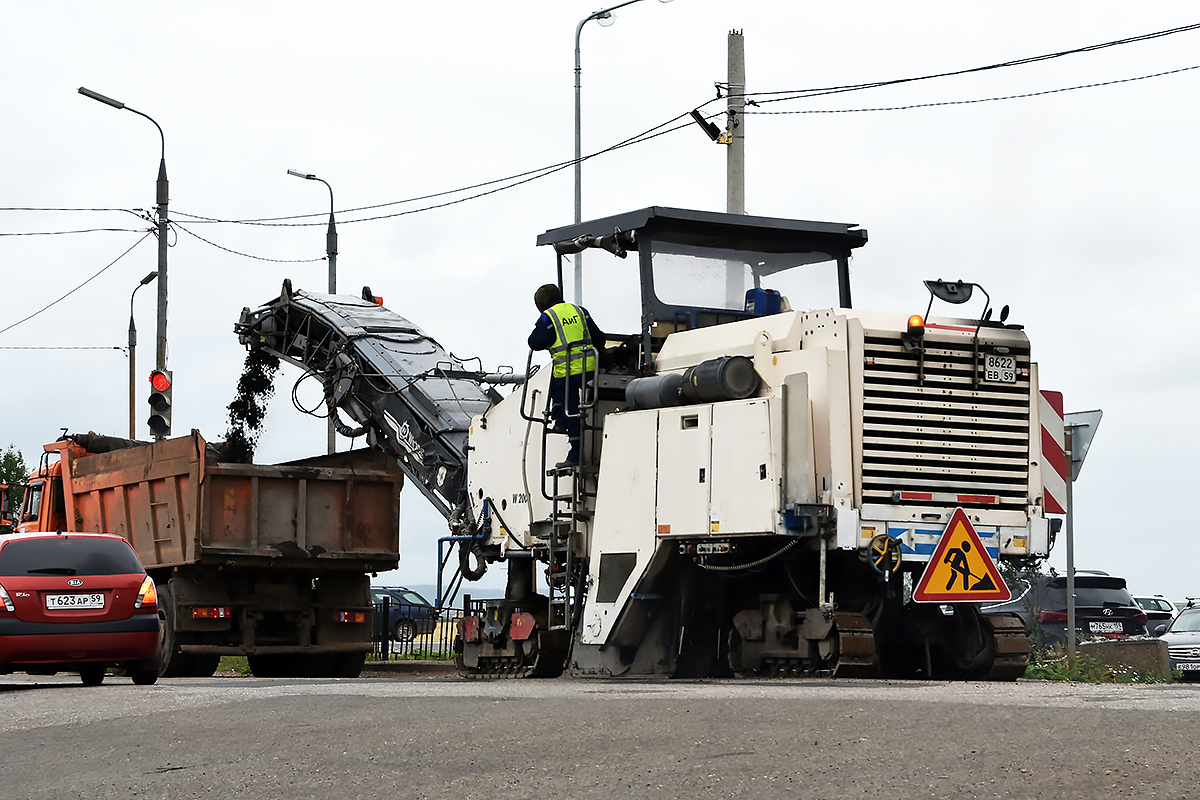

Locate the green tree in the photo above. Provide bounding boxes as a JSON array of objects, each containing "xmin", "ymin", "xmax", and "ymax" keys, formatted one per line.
[{"xmin": 0, "ymin": 444, "xmax": 29, "ymax": 511}]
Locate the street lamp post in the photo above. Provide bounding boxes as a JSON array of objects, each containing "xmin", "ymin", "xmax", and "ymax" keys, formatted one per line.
[
  {"xmin": 288, "ymin": 169, "xmax": 339, "ymax": 454},
  {"xmin": 128, "ymin": 271, "xmax": 159, "ymax": 439},
  {"xmin": 573, "ymin": 0, "xmax": 673, "ymax": 304},
  {"xmin": 79, "ymin": 88, "xmax": 169, "ymax": 375}
]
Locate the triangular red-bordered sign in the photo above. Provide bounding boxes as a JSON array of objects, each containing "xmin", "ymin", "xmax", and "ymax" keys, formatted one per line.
[{"xmin": 913, "ymin": 508, "xmax": 1011, "ymax": 603}]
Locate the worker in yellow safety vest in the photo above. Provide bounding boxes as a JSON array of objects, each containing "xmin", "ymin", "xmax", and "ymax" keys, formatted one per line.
[{"xmin": 527, "ymin": 283, "xmax": 605, "ymax": 467}]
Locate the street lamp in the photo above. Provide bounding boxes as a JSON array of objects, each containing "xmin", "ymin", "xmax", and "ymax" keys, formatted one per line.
[
  {"xmin": 128, "ymin": 271, "xmax": 159, "ymax": 439},
  {"xmin": 288, "ymin": 169, "xmax": 339, "ymax": 454},
  {"xmin": 78, "ymin": 87, "xmax": 169, "ymax": 375},
  {"xmin": 574, "ymin": 0, "xmax": 674, "ymax": 304}
]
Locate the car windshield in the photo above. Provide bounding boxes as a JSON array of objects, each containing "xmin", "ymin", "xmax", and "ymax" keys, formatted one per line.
[
  {"xmin": 399, "ymin": 592, "xmax": 429, "ymax": 606},
  {"xmin": 1170, "ymin": 610, "xmax": 1200, "ymax": 633},
  {"xmin": 0, "ymin": 536, "xmax": 143, "ymax": 576}
]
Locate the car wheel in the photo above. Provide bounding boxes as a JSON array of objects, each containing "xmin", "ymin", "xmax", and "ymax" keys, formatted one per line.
[
  {"xmin": 130, "ymin": 665, "xmax": 159, "ymax": 685},
  {"xmin": 394, "ymin": 619, "xmax": 416, "ymax": 642},
  {"xmin": 79, "ymin": 664, "xmax": 106, "ymax": 686}
]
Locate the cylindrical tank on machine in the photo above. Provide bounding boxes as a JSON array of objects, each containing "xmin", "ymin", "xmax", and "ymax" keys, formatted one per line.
[
  {"xmin": 681, "ymin": 355, "xmax": 760, "ymax": 403},
  {"xmin": 625, "ymin": 372, "xmax": 684, "ymax": 410},
  {"xmin": 625, "ymin": 356, "xmax": 760, "ymax": 410}
]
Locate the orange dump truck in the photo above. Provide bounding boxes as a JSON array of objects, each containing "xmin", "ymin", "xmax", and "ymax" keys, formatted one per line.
[{"xmin": 15, "ymin": 431, "xmax": 402, "ymax": 678}]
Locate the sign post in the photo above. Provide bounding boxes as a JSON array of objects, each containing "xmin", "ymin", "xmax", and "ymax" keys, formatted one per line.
[{"xmin": 1063, "ymin": 410, "xmax": 1102, "ymax": 669}]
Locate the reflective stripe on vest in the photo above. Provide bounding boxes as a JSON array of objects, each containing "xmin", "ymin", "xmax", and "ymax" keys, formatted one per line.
[{"xmin": 546, "ymin": 302, "xmax": 595, "ymax": 378}]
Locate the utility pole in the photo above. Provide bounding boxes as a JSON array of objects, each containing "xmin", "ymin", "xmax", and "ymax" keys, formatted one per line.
[{"xmin": 726, "ymin": 30, "xmax": 745, "ymax": 214}]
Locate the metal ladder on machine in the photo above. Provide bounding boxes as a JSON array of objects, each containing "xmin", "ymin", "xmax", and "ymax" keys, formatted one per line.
[{"xmin": 542, "ymin": 343, "xmax": 599, "ymax": 633}]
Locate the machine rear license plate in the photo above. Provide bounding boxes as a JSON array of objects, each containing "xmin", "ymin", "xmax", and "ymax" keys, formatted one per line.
[
  {"xmin": 1089, "ymin": 621, "xmax": 1122, "ymax": 634},
  {"xmin": 984, "ymin": 354, "xmax": 1017, "ymax": 383},
  {"xmin": 45, "ymin": 593, "xmax": 105, "ymax": 610}
]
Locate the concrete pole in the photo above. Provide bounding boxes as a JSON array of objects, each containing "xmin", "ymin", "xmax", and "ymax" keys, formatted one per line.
[{"xmin": 726, "ymin": 30, "xmax": 745, "ymax": 215}]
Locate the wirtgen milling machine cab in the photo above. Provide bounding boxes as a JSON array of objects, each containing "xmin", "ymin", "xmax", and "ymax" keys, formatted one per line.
[{"xmin": 535, "ymin": 206, "xmax": 866, "ymax": 371}]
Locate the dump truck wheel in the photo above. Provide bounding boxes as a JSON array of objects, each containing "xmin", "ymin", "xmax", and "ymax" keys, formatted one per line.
[
  {"xmin": 187, "ymin": 655, "xmax": 221, "ymax": 678},
  {"xmin": 335, "ymin": 652, "xmax": 366, "ymax": 678},
  {"xmin": 156, "ymin": 585, "xmax": 193, "ymax": 678}
]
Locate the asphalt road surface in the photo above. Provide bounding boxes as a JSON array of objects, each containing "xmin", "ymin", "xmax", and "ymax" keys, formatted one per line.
[{"xmin": 3, "ymin": 670, "xmax": 1198, "ymax": 799}]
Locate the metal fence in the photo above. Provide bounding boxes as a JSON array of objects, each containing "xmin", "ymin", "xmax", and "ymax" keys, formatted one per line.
[{"xmin": 371, "ymin": 597, "xmax": 461, "ymax": 661}]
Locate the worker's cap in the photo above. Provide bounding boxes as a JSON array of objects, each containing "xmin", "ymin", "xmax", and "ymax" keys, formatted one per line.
[{"xmin": 534, "ymin": 283, "xmax": 563, "ymax": 312}]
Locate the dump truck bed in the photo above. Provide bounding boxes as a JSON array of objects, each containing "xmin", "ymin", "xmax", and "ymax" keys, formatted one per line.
[{"xmin": 60, "ymin": 432, "xmax": 401, "ymax": 573}]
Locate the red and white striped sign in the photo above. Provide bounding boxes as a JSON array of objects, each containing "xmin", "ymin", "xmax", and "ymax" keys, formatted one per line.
[{"xmin": 1039, "ymin": 390, "xmax": 1066, "ymax": 514}]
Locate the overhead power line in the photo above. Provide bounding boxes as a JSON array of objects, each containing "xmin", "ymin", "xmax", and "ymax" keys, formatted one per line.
[
  {"xmin": 739, "ymin": 21, "xmax": 1200, "ymax": 105},
  {"xmin": 743, "ymin": 64, "xmax": 1200, "ymax": 116},
  {"xmin": 4, "ymin": 21, "xmax": 1198, "ymax": 242},
  {"xmin": 0, "ymin": 227, "xmax": 151, "ymax": 237},
  {"xmin": 0, "ymin": 346, "xmax": 123, "ymax": 351},
  {"xmin": 172, "ymin": 222, "xmax": 324, "ymax": 262},
  {"xmin": 0, "ymin": 233, "xmax": 152, "ymax": 337}
]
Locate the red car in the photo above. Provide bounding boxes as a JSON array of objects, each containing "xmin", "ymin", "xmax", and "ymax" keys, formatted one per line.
[{"xmin": 0, "ymin": 532, "xmax": 161, "ymax": 685}]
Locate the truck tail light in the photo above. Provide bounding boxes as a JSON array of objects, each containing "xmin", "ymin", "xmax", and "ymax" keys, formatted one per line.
[
  {"xmin": 1036, "ymin": 610, "xmax": 1068, "ymax": 622},
  {"xmin": 192, "ymin": 606, "xmax": 233, "ymax": 619},
  {"xmin": 134, "ymin": 576, "xmax": 158, "ymax": 609},
  {"xmin": 0, "ymin": 583, "xmax": 13, "ymax": 612},
  {"xmin": 334, "ymin": 611, "xmax": 367, "ymax": 623}
]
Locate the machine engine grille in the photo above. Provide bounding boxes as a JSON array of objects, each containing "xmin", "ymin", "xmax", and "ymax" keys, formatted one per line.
[{"xmin": 860, "ymin": 334, "xmax": 1031, "ymax": 511}]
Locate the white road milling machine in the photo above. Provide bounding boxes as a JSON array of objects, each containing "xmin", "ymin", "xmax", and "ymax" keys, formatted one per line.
[{"xmin": 238, "ymin": 207, "xmax": 1059, "ymax": 680}]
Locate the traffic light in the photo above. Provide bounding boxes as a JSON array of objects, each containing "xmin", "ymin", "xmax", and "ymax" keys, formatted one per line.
[{"xmin": 147, "ymin": 369, "xmax": 173, "ymax": 437}]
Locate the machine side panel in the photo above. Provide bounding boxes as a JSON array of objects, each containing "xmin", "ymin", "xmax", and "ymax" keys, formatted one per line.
[
  {"xmin": 655, "ymin": 406, "xmax": 712, "ymax": 536},
  {"xmin": 581, "ymin": 410, "xmax": 661, "ymax": 645},
  {"xmin": 709, "ymin": 399, "xmax": 777, "ymax": 534},
  {"xmin": 825, "ymin": 348, "xmax": 856, "ymax": 548},
  {"xmin": 466, "ymin": 367, "xmax": 563, "ymax": 547},
  {"xmin": 782, "ymin": 373, "xmax": 815, "ymax": 506}
]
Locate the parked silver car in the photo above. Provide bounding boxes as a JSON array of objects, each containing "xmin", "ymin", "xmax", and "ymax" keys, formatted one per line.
[
  {"xmin": 1133, "ymin": 595, "xmax": 1177, "ymax": 634},
  {"xmin": 1158, "ymin": 600, "xmax": 1200, "ymax": 679}
]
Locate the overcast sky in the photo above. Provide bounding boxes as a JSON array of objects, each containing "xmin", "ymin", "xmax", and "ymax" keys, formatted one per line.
[{"xmin": 2, "ymin": 2, "xmax": 1197, "ymax": 602}]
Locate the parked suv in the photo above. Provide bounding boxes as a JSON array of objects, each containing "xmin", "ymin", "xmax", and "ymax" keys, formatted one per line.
[
  {"xmin": 372, "ymin": 587, "xmax": 438, "ymax": 642},
  {"xmin": 0, "ymin": 532, "xmax": 161, "ymax": 684},
  {"xmin": 983, "ymin": 571, "xmax": 1148, "ymax": 647},
  {"xmin": 1159, "ymin": 600, "xmax": 1200, "ymax": 679}
]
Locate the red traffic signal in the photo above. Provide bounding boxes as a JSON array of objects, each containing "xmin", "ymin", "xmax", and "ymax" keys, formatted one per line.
[
  {"xmin": 147, "ymin": 369, "xmax": 173, "ymax": 437},
  {"xmin": 149, "ymin": 370, "xmax": 172, "ymax": 392}
]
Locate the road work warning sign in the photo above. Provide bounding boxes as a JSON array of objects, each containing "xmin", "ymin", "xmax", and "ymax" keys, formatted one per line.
[{"xmin": 913, "ymin": 508, "xmax": 1011, "ymax": 603}]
